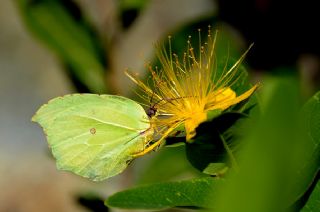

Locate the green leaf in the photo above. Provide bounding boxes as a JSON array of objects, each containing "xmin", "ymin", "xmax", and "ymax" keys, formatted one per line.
[
  {"xmin": 16, "ymin": 0, "xmax": 107, "ymax": 93},
  {"xmin": 32, "ymin": 94, "xmax": 151, "ymax": 181},
  {"xmin": 186, "ymin": 133, "xmax": 226, "ymax": 175},
  {"xmin": 105, "ymin": 177, "xmax": 223, "ymax": 210},
  {"xmin": 207, "ymin": 109, "xmax": 222, "ymax": 121},
  {"xmin": 186, "ymin": 112, "xmax": 246, "ymax": 175},
  {"xmin": 301, "ymin": 179, "xmax": 320, "ymax": 212},
  {"xmin": 203, "ymin": 163, "xmax": 229, "ymax": 176},
  {"xmin": 136, "ymin": 146, "xmax": 200, "ymax": 185},
  {"xmin": 290, "ymin": 91, "xmax": 320, "ymax": 205}
]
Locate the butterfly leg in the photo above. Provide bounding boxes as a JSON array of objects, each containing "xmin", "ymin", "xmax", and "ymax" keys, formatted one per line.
[
  {"xmin": 171, "ymin": 130, "xmax": 183, "ymax": 137},
  {"xmin": 132, "ymin": 124, "xmax": 178, "ymax": 157},
  {"xmin": 133, "ymin": 139, "xmax": 163, "ymax": 157}
]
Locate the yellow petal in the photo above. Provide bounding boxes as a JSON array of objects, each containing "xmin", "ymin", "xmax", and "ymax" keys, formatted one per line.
[
  {"xmin": 185, "ymin": 111, "xmax": 207, "ymax": 140},
  {"xmin": 209, "ymin": 84, "xmax": 259, "ymax": 111},
  {"xmin": 215, "ymin": 88, "xmax": 237, "ymax": 103}
]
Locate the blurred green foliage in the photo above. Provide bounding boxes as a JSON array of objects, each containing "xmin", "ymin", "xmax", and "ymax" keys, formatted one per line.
[
  {"xmin": 118, "ymin": 0, "xmax": 150, "ymax": 28},
  {"xmin": 16, "ymin": 0, "xmax": 107, "ymax": 93},
  {"xmin": 212, "ymin": 77, "xmax": 302, "ymax": 212},
  {"xmin": 106, "ymin": 177, "xmax": 224, "ymax": 210}
]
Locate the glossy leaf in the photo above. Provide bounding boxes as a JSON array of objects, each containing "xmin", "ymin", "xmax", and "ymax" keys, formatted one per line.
[
  {"xmin": 291, "ymin": 91, "xmax": 320, "ymax": 206},
  {"xmin": 106, "ymin": 177, "xmax": 223, "ymax": 210},
  {"xmin": 301, "ymin": 179, "xmax": 320, "ymax": 212}
]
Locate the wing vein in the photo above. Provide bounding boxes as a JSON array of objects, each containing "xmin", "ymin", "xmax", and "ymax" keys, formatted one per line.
[
  {"xmin": 73, "ymin": 133, "xmax": 142, "ymax": 175},
  {"xmin": 52, "ymin": 132, "xmax": 89, "ymax": 148},
  {"xmin": 77, "ymin": 115, "xmax": 146, "ymax": 132}
]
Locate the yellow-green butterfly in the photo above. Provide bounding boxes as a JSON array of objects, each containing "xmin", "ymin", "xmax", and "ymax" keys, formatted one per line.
[{"xmin": 32, "ymin": 94, "xmax": 153, "ymax": 181}]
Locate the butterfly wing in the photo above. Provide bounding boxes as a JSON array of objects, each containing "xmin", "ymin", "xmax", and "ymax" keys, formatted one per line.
[{"xmin": 32, "ymin": 94, "xmax": 151, "ymax": 181}]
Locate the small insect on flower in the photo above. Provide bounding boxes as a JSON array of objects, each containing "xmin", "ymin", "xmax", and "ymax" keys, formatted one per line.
[{"xmin": 126, "ymin": 28, "xmax": 259, "ymax": 157}]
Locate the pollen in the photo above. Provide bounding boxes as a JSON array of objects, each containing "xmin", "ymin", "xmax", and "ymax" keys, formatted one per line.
[{"xmin": 126, "ymin": 28, "xmax": 259, "ymax": 151}]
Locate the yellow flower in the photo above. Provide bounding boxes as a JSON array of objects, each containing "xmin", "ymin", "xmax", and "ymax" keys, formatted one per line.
[{"xmin": 127, "ymin": 29, "xmax": 259, "ymax": 156}]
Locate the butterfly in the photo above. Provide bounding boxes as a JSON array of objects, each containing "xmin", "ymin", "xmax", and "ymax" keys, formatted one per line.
[{"xmin": 32, "ymin": 94, "xmax": 154, "ymax": 181}]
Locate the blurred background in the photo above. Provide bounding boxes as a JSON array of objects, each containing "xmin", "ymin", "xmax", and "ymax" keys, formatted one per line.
[{"xmin": 1, "ymin": 0, "xmax": 319, "ymax": 211}]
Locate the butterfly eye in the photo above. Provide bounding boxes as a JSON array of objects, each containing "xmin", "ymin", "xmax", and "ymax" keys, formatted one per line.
[{"xmin": 147, "ymin": 107, "xmax": 157, "ymax": 118}]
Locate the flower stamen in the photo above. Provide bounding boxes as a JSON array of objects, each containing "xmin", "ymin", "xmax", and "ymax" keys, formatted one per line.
[{"xmin": 127, "ymin": 29, "xmax": 259, "ymax": 155}]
